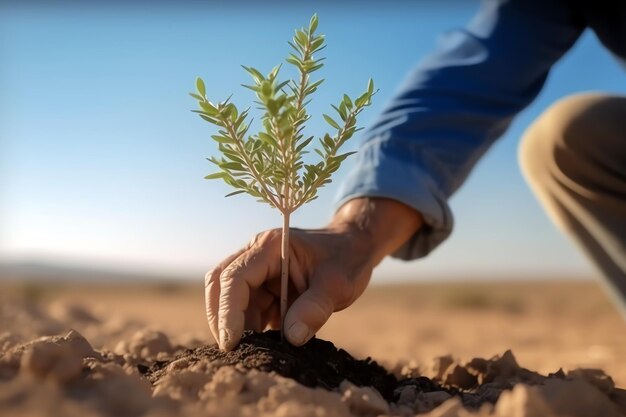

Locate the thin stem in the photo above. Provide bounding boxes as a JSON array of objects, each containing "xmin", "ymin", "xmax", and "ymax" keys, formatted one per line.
[{"xmin": 280, "ymin": 210, "xmax": 290, "ymax": 341}]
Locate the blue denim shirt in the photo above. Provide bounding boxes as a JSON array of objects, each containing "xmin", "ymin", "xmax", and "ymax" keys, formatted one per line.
[{"xmin": 336, "ymin": 0, "xmax": 626, "ymax": 260}]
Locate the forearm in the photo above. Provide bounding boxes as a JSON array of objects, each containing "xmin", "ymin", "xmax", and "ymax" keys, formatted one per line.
[{"xmin": 328, "ymin": 197, "xmax": 423, "ymax": 267}]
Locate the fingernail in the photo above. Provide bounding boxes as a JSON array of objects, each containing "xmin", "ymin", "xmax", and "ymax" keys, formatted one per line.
[
  {"xmin": 219, "ymin": 328, "xmax": 230, "ymax": 350},
  {"xmin": 287, "ymin": 321, "xmax": 309, "ymax": 345}
]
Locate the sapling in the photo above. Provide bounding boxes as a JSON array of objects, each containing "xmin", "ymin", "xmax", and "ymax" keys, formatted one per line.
[{"xmin": 191, "ymin": 14, "xmax": 376, "ymax": 341}]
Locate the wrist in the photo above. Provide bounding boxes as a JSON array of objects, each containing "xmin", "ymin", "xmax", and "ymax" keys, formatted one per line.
[{"xmin": 327, "ymin": 197, "xmax": 423, "ymax": 266}]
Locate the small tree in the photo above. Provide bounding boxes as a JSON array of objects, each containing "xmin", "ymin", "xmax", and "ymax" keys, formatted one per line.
[{"xmin": 191, "ymin": 14, "xmax": 376, "ymax": 341}]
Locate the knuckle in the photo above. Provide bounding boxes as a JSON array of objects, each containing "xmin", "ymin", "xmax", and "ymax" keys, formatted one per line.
[
  {"xmin": 204, "ymin": 269, "xmax": 218, "ymax": 288},
  {"xmin": 219, "ymin": 267, "xmax": 234, "ymax": 286},
  {"xmin": 255, "ymin": 228, "xmax": 282, "ymax": 246}
]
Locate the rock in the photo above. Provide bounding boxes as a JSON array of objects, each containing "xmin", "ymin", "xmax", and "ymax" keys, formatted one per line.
[
  {"xmin": 340, "ymin": 380, "xmax": 390, "ymax": 415},
  {"xmin": 421, "ymin": 391, "xmax": 453, "ymax": 408},
  {"xmin": 489, "ymin": 350, "xmax": 520, "ymax": 380},
  {"xmin": 62, "ymin": 330, "xmax": 99, "ymax": 359},
  {"xmin": 274, "ymin": 401, "xmax": 347, "ymax": 417},
  {"xmin": 239, "ymin": 369, "xmax": 278, "ymax": 402},
  {"xmin": 422, "ymin": 397, "xmax": 464, "ymax": 417},
  {"xmin": 548, "ymin": 368, "xmax": 566, "ymax": 379},
  {"xmin": 611, "ymin": 388, "xmax": 626, "ymax": 412},
  {"xmin": 87, "ymin": 362, "xmax": 152, "ymax": 416},
  {"xmin": 468, "ymin": 350, "xmax": 522, "ymax": 384},
  {"xmin": 19, "ymin": 330, "xmax": 98, "ymax": 384},
  {"xmin": 494, "ymin": 384, "xmax": 555, "ymax": 417},
  {"xmin": 390, "ymin": 404, "xmax": 415, "ymax": 417},
  {"xmin": 395, "ymin": 385, "xmax": 417, "ymax": 406},
  {"xmin": 204, "ymin": 366, "xmax": 246, "ymax": 397},
  {"xmin": 259, "ymin": 377, "xmax": 348, "ymax": 416},
  {"xmin": 443, "ymin": 365, "xmax": 478, "ymax": 389},
  {"xmin": 153, "ymin": 369, "xmax": 212, "ymax": 400},
  {"xmin": 567, "ymin": 368, "xmax": 615, "ymax": 394},
  {"xmin": 539, "ymin": 378, "xmax": 620, "ymax": 417},
  {"xmin": 117, "ymin": 329, "xmax": 172, "ymax": 358},
  {"xmin": 466, "ymin": 357, "xmax": 489, "ymax": 377},
  {"xmin": 433, "ymin": 355, "xmax": 454, "ymax": 380}
]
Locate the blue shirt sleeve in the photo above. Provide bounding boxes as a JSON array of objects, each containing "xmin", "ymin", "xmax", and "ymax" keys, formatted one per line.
[{"xmin": 335, "ymin": 0, "xmax": 585, "ymax": 260}]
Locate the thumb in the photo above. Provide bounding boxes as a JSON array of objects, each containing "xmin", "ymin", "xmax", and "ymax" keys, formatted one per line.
[{"xmin": 284, "ymin": 283, "xmax": 335, "ymax": 346}]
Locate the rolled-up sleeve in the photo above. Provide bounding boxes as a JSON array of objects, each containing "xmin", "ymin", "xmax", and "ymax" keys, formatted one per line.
[{"xmin": 335, "ymin": 0, "xmax": 584, "ymax": 260}]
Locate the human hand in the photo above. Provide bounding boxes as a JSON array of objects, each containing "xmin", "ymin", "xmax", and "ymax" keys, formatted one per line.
[
  {"xmin": 204, "ymin": 224, "xmax": 375, "ymax": 350},
  {"xmin": 204, "ymin": 197, "xmax": 424, "ymax": 351}
]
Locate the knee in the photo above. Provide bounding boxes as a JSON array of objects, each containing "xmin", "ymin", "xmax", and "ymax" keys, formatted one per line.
[{"xmin": 519, "ymin": 93, "xmax": 624, "ymax": 187}]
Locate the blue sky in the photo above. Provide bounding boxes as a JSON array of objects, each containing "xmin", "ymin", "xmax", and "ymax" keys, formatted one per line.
[{"xmin": 1, "ymin": 1, "xmax": 624, "ymax": 281}]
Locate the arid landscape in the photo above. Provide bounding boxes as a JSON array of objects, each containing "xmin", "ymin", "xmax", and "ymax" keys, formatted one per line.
[{"xmin": 1, "ymin": 274, "xmax": 625, "ymax": 416}]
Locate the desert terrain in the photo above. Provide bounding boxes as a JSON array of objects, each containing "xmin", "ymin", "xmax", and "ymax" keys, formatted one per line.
[{"xmin": 1, "ymin": 276, "xmax": 625, "ymax": 416}]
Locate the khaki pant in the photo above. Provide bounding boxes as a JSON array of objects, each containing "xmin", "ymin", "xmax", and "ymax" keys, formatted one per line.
[{"xmin": 519, "ymin": 93, "xmax": 626, "ymax": 317}]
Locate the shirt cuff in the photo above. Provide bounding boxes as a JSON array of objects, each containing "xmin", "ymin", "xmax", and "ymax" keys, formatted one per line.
[{"xmin": 334, "ymin": 136, "xmax": 454, "ymax": 260}]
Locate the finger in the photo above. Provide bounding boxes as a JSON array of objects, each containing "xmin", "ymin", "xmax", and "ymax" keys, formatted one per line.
[
  {"xmin": 218, "ymin": 238, "xmax": 281, "ymax": 350},
  {"xmin": 204, "ymin": 248, "xmax": 246, "ymax": 344},
  {"xmin": 244, "ymin": 305, "xmax": 263, "ymax": 332},
  {"xmin": 283, "ymin": 280, "xmax": 336, "ymax": 346},
  {"xmin": 262, "ymin": 303, "xmax": 280, "ymax": 330},
  {"xmin": 244, "ymin": 287, "xmax": 273, "ymax": 332},
  {"xmin": 250, "ymin": 286, "xmax": 275, "ymax": 312}
]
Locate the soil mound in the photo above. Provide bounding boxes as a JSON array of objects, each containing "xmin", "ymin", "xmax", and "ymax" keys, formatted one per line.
[{"xmin": 144, "ymin": 330, "xmax": 401, "ymax": 400}]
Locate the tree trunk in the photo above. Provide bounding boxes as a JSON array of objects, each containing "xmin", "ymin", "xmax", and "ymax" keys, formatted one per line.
[{"xmin": 280, "ymin": 211, "xmax": 290, "ymax": 341}]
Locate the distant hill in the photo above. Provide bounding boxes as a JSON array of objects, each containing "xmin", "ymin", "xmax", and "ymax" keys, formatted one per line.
[{"xmin": 0, "ymin": 260, "xmax": 195, "ymax": 283}]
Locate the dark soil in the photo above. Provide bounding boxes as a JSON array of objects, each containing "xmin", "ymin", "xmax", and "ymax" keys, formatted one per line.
[{"xmin": 143, "ymin": 330, "xmax": 441, "ymax": 401}]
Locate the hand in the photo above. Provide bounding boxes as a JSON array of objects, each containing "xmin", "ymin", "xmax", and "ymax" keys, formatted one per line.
[
  {"xmin": 205, "ymin": 224, "xmax": 375, "ymax": 350},
  {"xmin": 204, "ymin": 197, "xmax": 423, "ymax": 350}
]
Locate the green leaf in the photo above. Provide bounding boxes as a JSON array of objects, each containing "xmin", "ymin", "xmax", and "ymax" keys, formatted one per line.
[
  {"xmin": 309, "ymin": 14, "xmax": 318, "ymax": 33},
  {"xmin": 323, "ymin": 114, "xmax": 340, "ymax": 129},
  {"xmin": 261, "ymin": 81, "xmax": 273, "ymax": 97},
  {"xmin": 331, "ymin": 104, "xmax": 347, "ymax": 121},
  {"xmin": 295, "ymin": 30, "xmax": 308, "ymax": 47},
  {"xmin": 259, "ymin": 132, "xmax": 278, "ymax": 147},
  {"xmin": 221, "ymin": 162, "xmax": 245, "ymax": 171},
  {"xmin": 342, "ymin": 94, "xmax": 353, "ymax": 109},
  {"xmin": 309, "ymin": 63, "xmax": 324, "ymax": 72},
  {"xmin": 193, "ymin": 16, "xmax": 375, "ymax": 214},
  {"xmin": 199, "ymin": 101, "xmax": 218, "ymax": 115},
  {"xmin": 335, "ymin": 151, "xmax": 357, "ymax": 162},
  {"xmin": 286, "ymin": 56, "xmax": 301, "ymax": 68},
  {"xmin": 242, "ymin": 65, "xmax": 264, "ymax": 83},
  {"xmin": 198, "ymin": 114, "xmax": 219, "ymax": 124},
  {"xmin": 211, "ymin": 135, "xmax": 233, "ymax": 144},
  {"xmin": 323, "ymin": 134, "xmax": 334, "ymax": 148},
  {"xmin": 196, "ymin": 77, "xmax": 206, "ymax": 96},
  {"xmin": 354, "ymin": 94, "xmax": 367, "ymax": 108},
  {"xmin": 295, "ymin": 136, "xmax": 314, "ymax": 152},
  {"xmin": 311, "ymin": 36, "xmax": 325, "ymax": 51},
  {"xmin": 288, "ymin": 40, "xmax": 302, "ymax": 53},
  {"xmin": 274, "ymin": 80, "xmax": 290, "ymax": 93},
  {"xmin": 223, "ymin": 151, "xmax": 244, "ymax": 163},
  {"xmin": 241, "ymin": 84, "xmax": 259, "ymax": 92},
  {"xmin": 204, "ymin": 172, "xmax": 226, "ymax": 180},
  {"xmin": 367, "ymin": 78, "xmax": 374, "ymax": 94},
  {"xmin": 225, "ymin": 190, "xmax": 246, "ymax": 197}
]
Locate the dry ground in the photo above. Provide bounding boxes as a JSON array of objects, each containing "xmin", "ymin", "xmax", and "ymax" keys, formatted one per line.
[
  {"xmin": 2, "ymin": 278, "xmax": 624, "ymax": 384},
  {"xmin": 1, "ymin": 278, "xmax": 625, "ymax": 416}
]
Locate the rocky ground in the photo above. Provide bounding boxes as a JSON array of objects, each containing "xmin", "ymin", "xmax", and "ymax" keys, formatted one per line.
[{"xmin": 1, "ymin": 280, "xmax": 625, "ymax": 416}]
